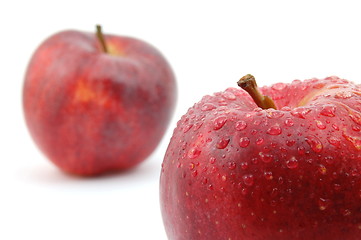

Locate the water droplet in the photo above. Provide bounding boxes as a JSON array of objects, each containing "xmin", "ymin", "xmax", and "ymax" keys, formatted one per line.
[
  {"xmin": 272, "ymin": 82, "xmax": 286, "ymax": 91},
  {"xmin": 313, "ymin": 82, "xmax": 326, "ymax": 89},
  {"xmin": 213, "ymin": 116, "xmax": 227, "ymax": 130},
  {"xmin": 318, "ymin": 198, "xmax": 331, "ymax": 211},
  {"xmin": 193, "ymin": 121, "xmax": 203, "ymax": 131},
  {"xmin": 291, "ymin": 107, "xmax": 311, "ymax": 119},
  {"xmin": 333, "ymin": 183, "xmax": 341, "ymax": 191},
  {"xmin": 241, "ymin": 162, "xmax": 249, "ymax": 170},
  {"xmin": 271, "ymin": 188, "xmax": 279, "ymax": 198},
  {"xmin": 235, "ymin": 120, "xmax": 247, "ymax": 130},
  {"xmin": 305, "ymin": 135, "xmax": 323, "ymax": 153},
  {"xmin": 239, "ymin": 137, "xmax": 250, "ymax": 148},
  {"xmin": 228, "ymin": 162, "xmax": 236, "ymax": 170},
  {"xmin": 315, "ymin": 120, "xmax": 326, "ymax": 129},
  {"xmin": 221, "ymin": 175, "xmax": 227, "ymax": 181},
  {"xmin": 320, "ymin": 105, "xmax": 336, "ymax": 117},
  {"xmin": 216, "ymin": 137, "xmax": 230, "ymax": 149},
  {"xmin": 297, "ymin": 146, "xmax": 306, "ymax": 155},
  {"xmin": 281, "ymin": 106, "xmax": 291, "ymax": 111},
  {"xmin": 256, "ymin": 138, "xmax": 264, "ymax": 145},
  {"xmin": 335, "ymin": 91, "xmax": 352, "ymax": 99},
  {"xmin": 342, "ymin": 132, "xmax": 361, "ymax": 150},
  {"xmin": 286, "ymin": 157, "xmax": 298, "ymax": 169},
  {"xmin": 264, "ymin": 171, "xmax": 273, "ymax": 180},
  {"xmin": 325, "ymin": 156, "xmax": 334, "ymax": 164},
  {"xmin": 349, "ymin": 109, "xmax": 361, "ymax": 125},
  {"xmin": 189, "ymin": 162, "xmax": 195, "ymax": 170},
  {"xmin": 253, "ymin": 119, "xmax": 262, "ymax": 126},
  {"xmin": 342, "ymin": 209, "xmax": 352, "ymax": 216},
  {"xmin": 286, "ymin": 140, "xmax": 296, "ymax": 146},
  {"xmin": 188, "ymin": 147, "xmax": 201, "ymax": 159},
  {"xmin": 183, "ymin": 124, "xmax": 193, "ymax": 133},
  {"xmin": 267, "ymin": 124, "xmax": 282, "ymax": 135},
  {"xmin": 332, "ymin": 124, "xmax": 339, "ymax": 130},
  {"xmin": 201, "ymin": 103, "xmax": 216, "ymax": 111},
  {"xmin": 318, "ymin": 164, "xmax": 327, "ymax": 175},
  {"xmin": 222, "ymin": 91, "xmax": 236, "ymax": 100},
  {"xmin": 259, "ymin": 152, "xmax": 273, "ymax": 163},
  {"xmin": 210, "ymin": 166, "xmax": 218, "ymax": 173},
  {"xmin": 284, "ymin": 118, "xmax": 294, "ymax": 127},
  {"xmin": 267, "ymin": 110, "xmax": 284, "ymax": 119},
  {"xmin": 209, "ymin": 157, "xmax": 216, "ymax": 164},
  {"xmin": 353, "ymin": 125, "xmax": 361, "ymax": 132},
  {"xmin": 243, "ymin": 174, "xmax": 254, "ymax": 186}
]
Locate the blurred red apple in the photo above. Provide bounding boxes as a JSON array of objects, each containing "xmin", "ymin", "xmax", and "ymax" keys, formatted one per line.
[
  {"xmin": 160, "ymin": 75, "xmax": 361, "ymax": 239},
  {"xmin": 23, "ymin": 25, "xmax": 176, "ymax": 176}
]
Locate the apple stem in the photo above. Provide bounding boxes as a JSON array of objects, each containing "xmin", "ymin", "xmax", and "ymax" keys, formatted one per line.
[
  {"xmin": 96, "ymin": 25, "xmax": 108, "ymax": 53},
  {"xmin": 237, "ymin": 74, "xmax": 277, "ymax": 110}
]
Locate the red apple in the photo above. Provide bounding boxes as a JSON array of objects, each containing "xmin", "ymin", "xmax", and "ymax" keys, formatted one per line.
[
  {"xmin": 160, "ymin": 75, "xmax": 361, "ymax": 239},
  {"xmin": 23, "ymin": 25, "xmax": 176, "ymax": 176}
]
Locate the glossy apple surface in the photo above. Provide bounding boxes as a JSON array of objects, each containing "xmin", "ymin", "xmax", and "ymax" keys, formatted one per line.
[
  {"xmin": 160, "ymin": 76, "xmax": 361, "ymax": 239},
  {"xmin": 23, "ymin": 27, "xmax": 176, "ymax": 176}
]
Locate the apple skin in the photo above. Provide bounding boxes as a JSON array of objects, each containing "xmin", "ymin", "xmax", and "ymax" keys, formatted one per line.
[
  {"xmin": 23, "ymin": 29, "xmax": 176, "ymax": 176},
  {"xmin": 160, "ymin": 76, "xmax": 361, "ymax": 240}
]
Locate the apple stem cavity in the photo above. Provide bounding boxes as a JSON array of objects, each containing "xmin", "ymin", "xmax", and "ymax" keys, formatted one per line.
[
  {"xmin": 96, "ymin": 25, "xmax": 108, "ymax": 53},
  {"xmin": 238, "ymin": 74, "xmax": 277, "ymax": 110}
]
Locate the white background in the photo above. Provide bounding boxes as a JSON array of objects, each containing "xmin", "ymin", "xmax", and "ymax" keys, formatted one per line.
[{"xmin": 1, "ymin": 1, "xmax": 361, "ymax": 239}]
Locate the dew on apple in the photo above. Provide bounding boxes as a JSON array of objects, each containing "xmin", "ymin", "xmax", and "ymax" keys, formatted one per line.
[
  {"xmin": 286, "ymin": 157, "xmax": 299, "ymax": 169},
  {"xmin": 284, "ymin": 118, "xmax": 294, "ymax": 127},
  {"xmin": 188, "ymin": 147, "xmax": 201, "ymax": 159},
  {"xmin": 320, "ymin": 105, "xmax": 337, "ymax": 117},
  {"xmin": 352, "ymin": 125, "xmax": 361, "ymax": 131},
  {"xmin": 240, "ymin": 162, "xmax": 249, "ymax": 170},
  {"xmin": 271, "ymin": 82, "xmax": 287, "ymax": 91},
  {"xmin": 305, "ymin": 135, "xmax": 323, "ymax": 153},
  {"xmin": 222, "ymin": 91, "xmax": 236, "ymax": 100},
  {"xmin": 213, "ymin": 116, "xmax": 227, "ymax": 130},
  {"xmin": 267, "ymin": 110, "xmax": 284, "ymax": 119},
  {"xmin": 235, "ymin": 120, "xmax": 247, "ymax": 130},
  {"xmin": 342, "ymin": 209, "xmax": 352, "ymax": 216},
  {"xmin": 315, "ymin": 120, "xmax": 326, "ymax": 129},
  {"xmin": 228, "ymin": 161, "xmax": 236, "ymax": 170},
  {"xmin": 255, "ymin": 137, "xmax": 264, "ymax": 145},
  {"xmin": 243, "ymin": 174, "xmax": 254, "ymax": 186},
  {"xmin": 318, "ymin": 198, "xmax": 331, "ymax": 211},
  {"xmin": 259, "ymin": 152, "xmax": 273, "ymax": 163},
  {"xmin": 201, "ymin": 103, "xmax": 216, "ymax": 111},
  {"xmin": 342, "ymin": 133, "xmax": 361, "ymax": 150},
  {"xmin": 349, "ymin": 111, "xmax": 361, "ymax": 125},
  {"xmin": 335, "ymin": 91, "xmax": 353, "ymax": 99},
  {"xmin": 216, "ymin": 137, "xmax": 230, "ymax": 149},
  {"xmin": 333, "ymin": 183, "xmax": 341, "ymax": 191},
  {"xmin": 331, "ymin": 124, "xmax": 340, "ymax": 130},
  {"xmin": 253, "ymin": 119, "xmax": 262, "ymax": 125},
  {"xmin": 291, "ymin": 107, "xmax": 312, "ymax": 119},
  {"xmin": 297, "ymin": 146, "xmax": 306, "ymax": 155},
  {"xmin": 209, "ymin": 157, "xmax": 216, "ymax": 164},
  {"xmin": 193, "ymin": 121, "xmax": 203, "ymax": 131},
  {"xmin": 183, "ymin": 124, "xmax": 193, "ymax": 133},
  {"xmin": 267, "ymin": 124, "xmax": 282, "ymax": 135},
  {"xmin": 239, "ymin": 137, "xmax": 250, "ymax": 148},
  {"xmin": 264, "ymin": 171, "xmax": 273, "ymax": 180},
  {"xmin": 286, "ymin": 139, "xmax": 296, "ymax": 146},
  {"xmin": 318, "ymin": 164, "xmax": 327, "ymax": 175}
]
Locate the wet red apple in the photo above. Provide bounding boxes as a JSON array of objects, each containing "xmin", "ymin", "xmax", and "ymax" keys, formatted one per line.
[
  {"xmin": 23, "ymin": 25, "xmax": 176, "ymax": 176},
  {"xmin": 160, "ymin": 75, "xmax": 361, "ymax": 239}
]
